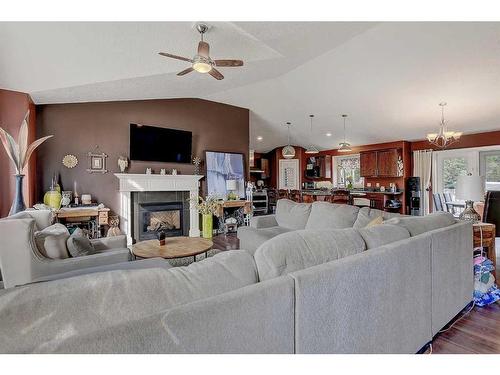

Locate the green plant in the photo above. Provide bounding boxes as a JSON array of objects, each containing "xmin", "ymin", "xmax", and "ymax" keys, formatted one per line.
[
  {"xmin": 0, "ymin": 111, "xmax": 53, "ymax": 174},
  {"xmin": 188, "ymin": 195, "xmax": 221, "ymax": 216}
]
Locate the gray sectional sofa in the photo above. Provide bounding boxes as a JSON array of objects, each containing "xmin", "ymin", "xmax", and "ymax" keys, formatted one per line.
[
  {"xmin": 0, "ymin": 200, "xmax": 473, "ymax": 353},
  {"xmin": 237, "ymin": 199, "xmax": 401, "ymax": 254}
]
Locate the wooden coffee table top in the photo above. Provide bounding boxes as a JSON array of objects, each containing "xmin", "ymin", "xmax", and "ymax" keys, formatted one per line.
[{"xmin": 131, "ymin": 236, "xmax": 213, "ymax": 259}]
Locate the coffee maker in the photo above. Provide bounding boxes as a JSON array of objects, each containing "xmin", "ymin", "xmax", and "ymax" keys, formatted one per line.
[{"xmin": 407, "ymin": 177, "xmax": 421, "ymax": 216}]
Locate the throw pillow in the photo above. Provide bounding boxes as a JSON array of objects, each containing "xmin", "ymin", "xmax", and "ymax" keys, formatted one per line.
[
  {"xmin": 34, "ymin": 223, "xmax": 70, "ymax": 259},
  {"xmin": 67, "ymin": 228, "xmax": 96, "ymax": 257},
  {"xmin": 365, "ymin": 216, "xmax": 384, "ymax": 228}
]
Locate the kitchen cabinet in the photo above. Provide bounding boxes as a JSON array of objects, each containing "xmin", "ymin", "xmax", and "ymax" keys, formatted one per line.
[
  {"xmin": 360, "ymin": 152, "xmax": 378, "ymax": 177},
  {"xmin": 377, "ymin": 149, "xmax": 399, "ymax": 177},
  {"xmin": 360, "ymin": 148, "xmax": 400, "ymax": 177}
]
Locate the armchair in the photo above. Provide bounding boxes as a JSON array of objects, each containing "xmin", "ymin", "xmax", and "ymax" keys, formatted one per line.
[{"xmin": 0, "ymin": 210, "xmax": 131, "ymax": 288}]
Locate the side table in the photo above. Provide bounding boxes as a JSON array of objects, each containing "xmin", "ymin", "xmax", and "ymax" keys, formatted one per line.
[{"xmin": 473, "ymin": 222, "xmax": 496, "ymax": 272}]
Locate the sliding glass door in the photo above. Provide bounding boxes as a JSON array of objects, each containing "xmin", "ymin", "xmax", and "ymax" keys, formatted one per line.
[{"xmin": 480, "ymin": 151, "xmax": 500, "ymax": 191}]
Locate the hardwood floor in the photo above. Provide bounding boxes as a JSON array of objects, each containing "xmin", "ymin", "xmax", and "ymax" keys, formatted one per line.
[
  {"xmin": 430, "ymin": 302, "xmax": 500, "ymax": 354},
  {"xmin": 213, "ymin": 233, "xmax": 500, "ymax": 354},
  {"xmin": 212, "ymin": 233, "xmax": 239, "ymax": 251}
]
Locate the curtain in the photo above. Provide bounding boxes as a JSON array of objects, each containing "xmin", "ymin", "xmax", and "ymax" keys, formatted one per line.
[{"xmin": 413, "ymin": 150, "xmax": 433, "ymax": 215}]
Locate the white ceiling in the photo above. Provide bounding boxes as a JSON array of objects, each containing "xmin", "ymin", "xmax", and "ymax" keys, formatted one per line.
[{"xmin": 1, "ymin": 22, "xmax": 500, "ymax": 152}]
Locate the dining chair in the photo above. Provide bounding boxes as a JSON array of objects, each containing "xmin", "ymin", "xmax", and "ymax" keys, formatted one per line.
[{"xmin": 433, "ymin": 193, "xmax": 445, "ymax": 212}]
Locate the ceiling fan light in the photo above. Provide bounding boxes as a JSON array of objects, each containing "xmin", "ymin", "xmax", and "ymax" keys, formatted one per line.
[
  {"xmin": 192, "ymin": 55, "xmax": 213, "ymax": 73},
  {"xmin": 193, "ymin": 61, "xmax": 212, "ymax": 73}
]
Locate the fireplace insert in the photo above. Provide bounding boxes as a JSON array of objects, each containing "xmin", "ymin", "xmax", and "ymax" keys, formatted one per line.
[{"xmin": 138, "ymin": 202, "xmax": 183, "ymax": 240}]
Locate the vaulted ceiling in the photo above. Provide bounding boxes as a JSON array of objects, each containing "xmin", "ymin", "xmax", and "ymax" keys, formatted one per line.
[{"xmin": 1, "ymin": 22, "xmax": 500, "ymax": 152}]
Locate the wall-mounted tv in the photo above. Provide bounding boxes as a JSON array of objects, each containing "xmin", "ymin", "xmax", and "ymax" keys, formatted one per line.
[
  {"xmin": 130, "ymin": 123, "xmax": 192, "ymax": 163},
  {"xmin": 205, "ymin": 151, "xmax": 246, "ymax": 199}
]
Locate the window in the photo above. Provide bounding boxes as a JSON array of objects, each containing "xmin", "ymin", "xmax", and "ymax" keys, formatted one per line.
[
  {"xmin": 433, "ymin": 149, "xmax": 477, "ymax": 199},
  {"xmin": 480, "ymin": 151, "xmax": 500, "ymax": 191},
  {"xmin": 442, "ymin": 157, "xmax": 468, "ymax": 196},
  {"xmin": 333, "ymin": 155, "xmax": 363, "ymax": 188}
]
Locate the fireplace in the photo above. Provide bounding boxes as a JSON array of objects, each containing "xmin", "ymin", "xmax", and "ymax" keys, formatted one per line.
[{"xmin": 138, "ymin": 202, "xmax": 183, "ymax": 240}]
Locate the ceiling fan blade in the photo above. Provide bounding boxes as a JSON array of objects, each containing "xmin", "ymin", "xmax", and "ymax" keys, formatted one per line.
[
  {"xmin": 214, "ymin": 59, "xmax": 244, "ymax": 67},
  {"xmin": 198, "ymin": 41, "xmax": 210, "ymax": 57},
  {"xmin": 177, "ymin": 67, "xmax": 194, "ymax": 76},
  {"xmin": 209, "ymin": 67, "xmax": 224, "ymax": 80},
  {"xmin": 159, "ymin": 52, "xmax": 192, "ymax": 63}
]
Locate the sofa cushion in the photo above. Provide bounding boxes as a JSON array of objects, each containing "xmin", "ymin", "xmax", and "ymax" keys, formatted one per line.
[
  {"xmin": 34, "ymin": 223, "xmax": 70, "ymax": 259},
  {"xmin": 275, "ymin": 199, "xmax": 312, "ymax": 230},
  {"xmin": 254, "ymin": 228, "xmax": 366, "ymax": 281},
  {"xmin": 353, "ymin": 207, "xmax": 401, "ymax": 229},
  {"xmin": 384, "ymin": 212, "xmax": 456, "ymax": 236},
  {"xmin": 305, "ymin": 202, "xmax": 360, "ymax": 230},
  {"xmin": 357, "ymin": 224, "xmax": 411, "ymax": 249},
  {"xmin": 0, "ymin": 250, "xmax": 257, "ymax": 353},
  {"xmin": 237, "ymin": 225, "xmax": 291, "ymax": 255},
  {"xmin": 67, "ymin": 228, "xmax": 97, "ymax": 257}
]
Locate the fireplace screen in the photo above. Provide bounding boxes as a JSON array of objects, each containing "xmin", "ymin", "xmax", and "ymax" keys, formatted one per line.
[{"xmin": 138, "ymin": 202, "xmax": 183, "ymax": 240}]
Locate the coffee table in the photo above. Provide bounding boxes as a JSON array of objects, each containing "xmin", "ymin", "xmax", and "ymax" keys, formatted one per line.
[{"xmin": 132, "ymin": 236, "xmax": 213, "ymax": 262}]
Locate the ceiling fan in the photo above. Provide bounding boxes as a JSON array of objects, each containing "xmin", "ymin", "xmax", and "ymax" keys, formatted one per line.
[{"xmin": 159, "ymin": 23, "xmax": 244, "ymax": 80}]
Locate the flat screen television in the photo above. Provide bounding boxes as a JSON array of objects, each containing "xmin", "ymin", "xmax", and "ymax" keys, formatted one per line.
[
  {"xmin": 130, "ymin": 123, "xmax": 192, "ymax": 163},
  {"xmin": 205, "ymin": 151, "xmax": 246, "ymax": 199}
]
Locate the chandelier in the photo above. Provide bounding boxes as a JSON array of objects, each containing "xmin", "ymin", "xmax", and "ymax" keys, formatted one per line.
[
  {"xmin": 282, "ymin": 121, "xmax": 296, "ymax": 159},
  {"xmin": 426, "ymin": 102, "xmax": 462, "ymax": 148}
]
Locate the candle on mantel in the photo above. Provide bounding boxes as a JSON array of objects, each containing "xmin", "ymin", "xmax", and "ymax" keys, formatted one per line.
[{"xmin": 73, "ymin": 181, "xmax": 79, "ymax": 205}]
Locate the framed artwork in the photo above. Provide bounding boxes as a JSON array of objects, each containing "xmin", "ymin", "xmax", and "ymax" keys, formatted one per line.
[
  {"xmin": 87, "ymin": 146, "xmax": 108, "ymax": 174},
  {"xmin": 205, "ymin": 151, "xmax": 246, "ymax": 199}
]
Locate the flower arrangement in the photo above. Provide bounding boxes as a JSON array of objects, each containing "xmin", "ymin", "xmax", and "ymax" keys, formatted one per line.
[
  {"xmin": 188, "ymin": 195, "xmax": 221, "ymax": 217},
  {"xmin": 0, "ymin": 111, "xmax": 53, "ymax": 175}
]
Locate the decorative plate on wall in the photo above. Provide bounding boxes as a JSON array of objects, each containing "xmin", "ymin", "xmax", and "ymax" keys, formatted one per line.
[{"xmin": 62, "ymin": 154, "xmax": 78, "ymax": 169}]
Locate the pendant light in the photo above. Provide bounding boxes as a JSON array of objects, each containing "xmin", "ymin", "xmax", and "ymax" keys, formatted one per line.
[
  {"xmin": 426, "ymin": 102, "xmax": 462, "ymax": 149},
  {"xmin": 338, "ymin": 114, "xmax": 352, "ymax": 153},
  {"xmin": 282, "ymin": 121, "xmax": 296, "ymax": 159},
  {"xmin": 305, "ymin": 115, "xmax": 319, "ymax": 154}
]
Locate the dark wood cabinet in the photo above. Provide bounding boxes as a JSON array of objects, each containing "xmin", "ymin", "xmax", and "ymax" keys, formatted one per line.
[
  {"xmin": 377, "ymin": 149, "xmax": 399, "ymax": 177},
  {"xmin": 360, "ymin": 151, "xmax": 378, "ymax": 177},
  {"xmin": 360, "ymin": 148, "xmax": 400, "ymax": 177}
]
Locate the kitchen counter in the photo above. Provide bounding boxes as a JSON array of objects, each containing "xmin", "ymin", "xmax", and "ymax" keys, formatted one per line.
[{"xmin": 301, "ymin": 189, "xmax": 403, "ymax": 195}]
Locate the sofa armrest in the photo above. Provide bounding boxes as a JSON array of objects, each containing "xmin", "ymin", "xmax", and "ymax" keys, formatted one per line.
[
  {"xmin": 31, "ymin": 249, "xmax": 132, "ymax": 284},
  {"xmin": 250, "ymin": 215, "xmax": 278, "ymax": 229},
  {"xmin": 91, "ymin": 235, "xmax": 127, "ymax": 251}
]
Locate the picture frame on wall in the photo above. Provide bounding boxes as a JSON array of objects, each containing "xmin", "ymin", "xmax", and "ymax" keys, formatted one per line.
[{"xmin": 87, "ymin": 146, "xmax": 108, "ymax": 174}]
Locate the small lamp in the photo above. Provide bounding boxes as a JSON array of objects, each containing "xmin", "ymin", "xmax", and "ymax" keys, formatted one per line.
[
  {"xmin": 455, "ymin": 174, "xmax": 485, "ymax": 222},
  {"xmin": 226, "ymin": 179, "xmax": 238, "ymax": 200}
]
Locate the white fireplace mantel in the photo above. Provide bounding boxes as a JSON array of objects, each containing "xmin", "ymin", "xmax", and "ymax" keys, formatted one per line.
[{"xmin": 114, "ymin": 173, "xmax": 204, "ymax": 244}]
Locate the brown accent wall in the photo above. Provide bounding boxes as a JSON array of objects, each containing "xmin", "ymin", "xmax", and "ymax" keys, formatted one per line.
[
  {"xmin": 0, "ymin": 89, "xmax": 37, "ymax": 217},
  {"xmin": 36, "ymin": 98, "xmax": 249, "ymax": 215}
]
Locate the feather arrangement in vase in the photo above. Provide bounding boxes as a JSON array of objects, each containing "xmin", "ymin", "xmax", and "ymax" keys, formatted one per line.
[{"xmin": 0, "ymin": 111, "xmax": 53, "ymax": 215}]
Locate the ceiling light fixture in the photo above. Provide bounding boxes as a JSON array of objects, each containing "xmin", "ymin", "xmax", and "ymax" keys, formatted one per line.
[
  {"xmin": 282, "ymin": 122, "xmax": 296, "ymax": 159},
  {"xmin": 305, "ymin": 115, "xmax": 319, "ymax": 154},
  {"xmin": 338, "ymin": 114, "xmax": 352, "ymax": 153},
  {"xmin": 256, "ymin": 136, "xmax": 263, "ymax": 141},
  {"xmin": 326, "ymin": 132, "xmax": 332, "ymax": 137},
  {"xmin": 426, "ymin": 102, "xmax": 462, "ymax": 149}
]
